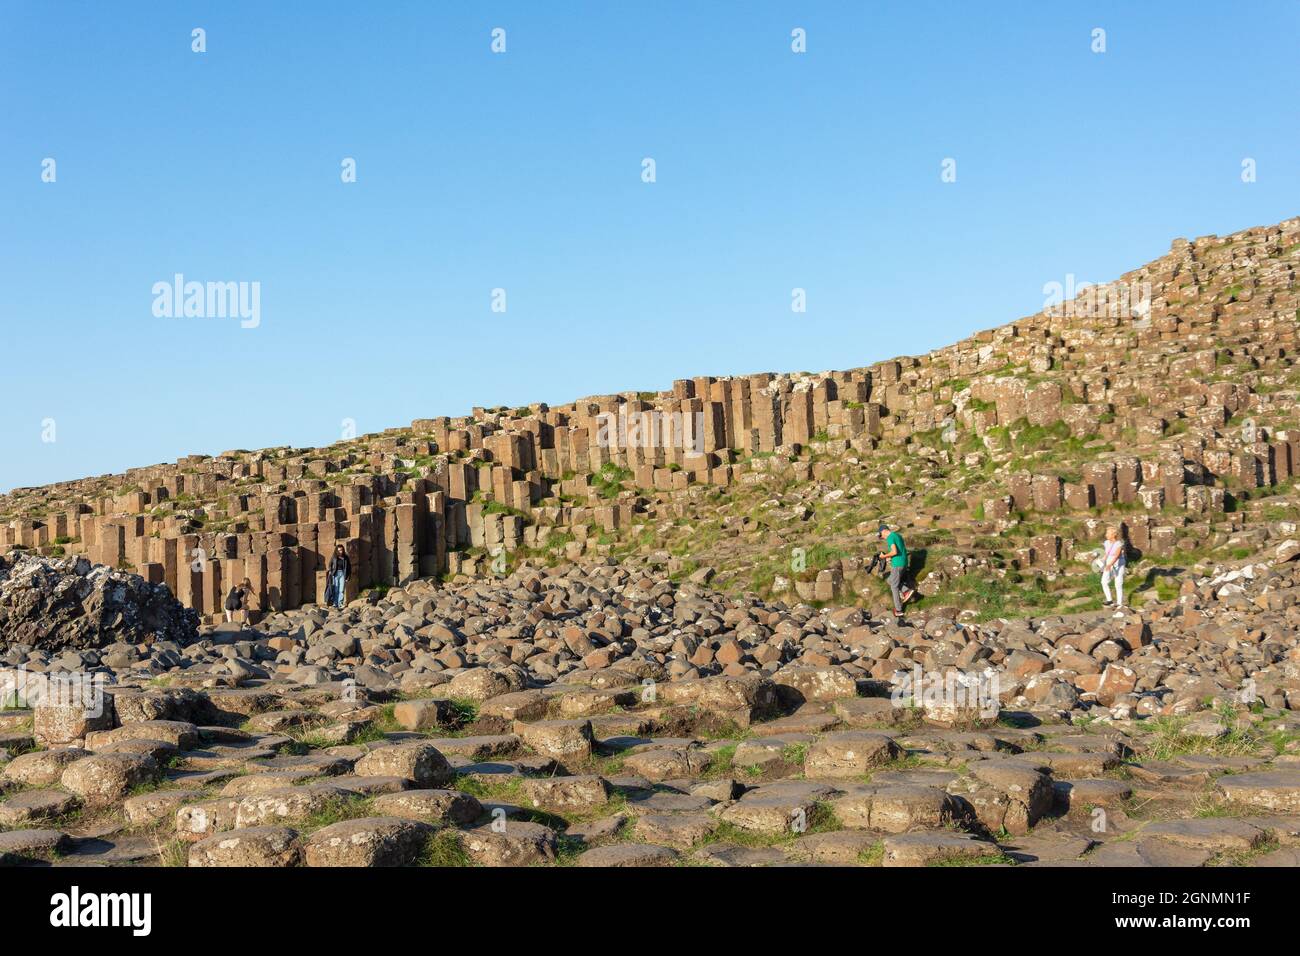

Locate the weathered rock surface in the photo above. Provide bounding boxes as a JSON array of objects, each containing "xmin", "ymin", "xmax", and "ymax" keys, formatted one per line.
[{"xmin": 0, "ymin": 553, "xmax": 197, "ymax": 652}]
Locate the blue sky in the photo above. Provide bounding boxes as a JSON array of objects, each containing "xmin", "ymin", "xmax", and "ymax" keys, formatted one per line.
[{"xmin": 2, "ymin": 1, "xmax": 1297, "ymax": 493}]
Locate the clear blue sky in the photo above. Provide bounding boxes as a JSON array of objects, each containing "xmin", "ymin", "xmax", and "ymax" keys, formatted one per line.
[{"xmin": 2, "ymin": 1, "xmax": 1297, "ymax": 494}]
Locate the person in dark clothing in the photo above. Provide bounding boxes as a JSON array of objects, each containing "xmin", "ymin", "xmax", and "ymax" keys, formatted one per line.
[
  {"xmin": 326, "ymin": 545, "xmax": 351, "ymax": 609},
  {"xmin": 223, "ymin": 584, "xmax": 243, "ymax": 624},
  {"xmin": 224, "ymin": 578, "xmax": 255, "ymax": 624}
]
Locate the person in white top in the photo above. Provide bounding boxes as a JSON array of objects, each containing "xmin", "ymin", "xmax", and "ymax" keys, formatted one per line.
[{"xmin": 1100, "ymin": 526, "xmax": 1127, "ymax": 609}]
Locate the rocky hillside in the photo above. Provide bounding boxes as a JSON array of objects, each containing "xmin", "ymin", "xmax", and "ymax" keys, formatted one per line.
[
  {"xmin": 4, "ymin": 217, "xmax": 1300, "ymax": 627},
  {"xmin": 2, "ymin": 216, "xmax": 1300, "ymax": 868}
]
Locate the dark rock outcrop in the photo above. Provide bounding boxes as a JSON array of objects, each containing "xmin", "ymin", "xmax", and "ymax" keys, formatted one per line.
[{"xmin": 0, "ymin": 552, "xmax": 198, "ymax": 652}]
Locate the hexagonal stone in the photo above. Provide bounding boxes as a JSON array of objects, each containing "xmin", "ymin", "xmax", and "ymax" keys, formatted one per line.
[
  {"xmin": 110, "ymin": 687, "xmax": 203, "ymax": 724},
  {"xmin": 246, "ymin": 709, "xmax": 327, "ymax": 733},
  {"xmin": 733, "ymin": 735, "xmax": 811, "ymax": 774},
  {"xmin": 1047, "ymin": 734, "xmax": 1125, "ymax": 758},
  {"xmin": 872, "ymin": 767, "xmax": 961, "ymax": 788},
  {"xmin": 60, "ymin": 752, "xmax": 159, "ymax": 807},
  {"xmin": 303, "ymin": 817, "xmax": 434, "ymax": 867},
  {"xmin": 1249, "ymin": 815, "xmax": 1300, "ymax": 845},
  {"xmin": 0, "ymin": 789, "xmax": 79, "ymax": 826},
  {"xmin": 325, "ymin": 774, "xmax": 410, "ymax": 796},
  {"xmin": 759, "ymin": 712, "xmax": 844, "ymax": 734},
  {"xmin": 0, "ymin": 828, "xmax": 72, "ymax": 864},
  {"xmin": 1084, "ymin": 838, "xmax": 1215, "ymax": 867},
  {"xmin": 1053, "ymin": 778, "xmax": 1133, "ymax": 813},
  {"xmin": 310, "ymin": 720, "xmax": 377, "ymax": 747},
  {"xmin": 832, "ymin": 697, "xmax": 915, "ymax": 728},
  {"xmin": 1011, "ymin": 751, "xmax": 1117, "ymax": 778},
  {"xmin": 371, "ymin": 789, "xmax": 483, "ymax": 825},
  {"xmin": 188, "ymin": 826, "xmax": 302, "ymax": 867},
  {"xmin": 633, "ymin": 813, "xmax": 717, "ymax": 849},
  {"xmin": 33, "ymin": 700, "xmax": 114, "ymax": 746},
  {"xmin": 123, "ymin": 789, "xmax": 205, "ymax": 827},
  {"xmin": 565, "ymin": 812, "xmax": 630, "ymax": 846},
  {"xmin": 883, "ymin": 831, "xmax": 1003, "ymax": 867},
  {"xmin": 1133, "ymin": 837, "xmax": 1211, "ymax": 868},
  {"xmin": 558, "ymin": 688, "xmax": 636, "ymax": 718},
  {"xmin": 1175, "ymin": 754, "xmax": 1268, "ymax": 773},
  {"xmin": 96, "ymin": 737, "xmax": 179, "ymax": 763},
  {"xmin": 202, "ymin": 689, "xmax": 286, "ymax": 722},
  {"xmin": 479, "ymin": 690, "xmax": 551, "ymax": 722},
  {"xmin": 622, "ymin": 746, "xmax": 711, "ymax": 781},
  {"xmin": 627, "ymin": 790, "xmax": 717, "ymax": 814},
  {"xmin": 805, "ymin": 732, "xmax": 899, "ymax": 778},
  {"xmin": 922, "ymin": 698, "xmax": 1000, "ymax": 730},
  {"xmin": 454, "ymin": 761, "xmax": 526, "ymax": 789},
  {"xmin": 1253, "ymin": 847, "xmax": 1300, "ymax": 866},
  {"xmin": 520, "ymin": 775, "xmax": 609, "ymax": 814},
  {"xmin": 513, "ymin": 720, "xmax": 593, "ymax": 763},
  {"xmin": 1216, "ymin": 770, "xmax": 1300, "ymax": 812},
  {"xmin": 0, "ymin": 747, "xmax": 89, "ymax": 787},
  {"xmin": 952, "ymin": 763, "xmax": 1054, "ymax": 834},
  {"xmin": 247, "ymin": 753, "xmax": 353, "ymax": 776},
  {"xmin": 793, "ymin": 830, "xmax": 884, "ymax": 864},
  {"xmin": 234, "ymin": 783, "xmax": 354, "ymax": 828},
  {"xmin": 421, "ymin": 735, "xmax": 520, "ymax": 760},
  {"xmin": 392, "ymin": 698, "xmax": 454, "ymax": 731},
  {"xmin": 221, "ymin": 771, "xmax": 321, "ymax": 796},
  {"xmin": 831, "ymin": 784, "xmax": 963, "ymax": 833},
  {"xmin": 924, "ymin": 729, "xmax": 1024, "ymax": 753},
  {"xmin": 0, "ymin": 730, "xmax": 34, "ymax": 754},
  {"xmin": 719, "ymin": 793, "xmax": 818, "ymax": 835},
  {"xmin": 353, "ymin": 743, "xmax": 452, "ymax": 787},
  {"xmin": 86, "ymin": 719, "xmax": 199, "ymax": 751},
  {"xmin": 175, "ymin": 798, "xmax": 241, "ymax": 842},
  {"xmin": 1141, "ymin": 818, "xmax": 1270, "ymax": 851},
  {"xmin": 691, "ymin": 777, "xmax": 740, "ymax": 802},
  {"xmin": 457, "ymin": 821, "xmax": 558, "ymax": 866},
  {"xmin": 655, "ymin": 674, "xmax": 780, "ymax": 722},
  {"xmin": 182, "ymin": 744, "xmax": 277, "ymax": 771},
  {"xmin": 773, "ymin": 667, "xmax": 859, "ymax": 703},
  {"xmin": 0, "ymin": 710, "xmax": 30, "ymax": 731},
  {"xmin": 588, "ymin": 715, "xmax": 657, "ymax": 741},
  {"xmin": 576, "ymin": 843, "xmax": 678, "ymax": 867},
  {"xmin": 443, "ymin": 668, "xmax": 515, "ymax": 702},
  {"xmin": 693, "ymin": 844, "xmax": 787, "ymax": 867},
  {"xmin": 1001, "ymin": 832, "xmax": 1096, "ymax": 864},
  {"xmin": 1127, "ymin": 761, "xmax": 1214, "ymax": 788}
]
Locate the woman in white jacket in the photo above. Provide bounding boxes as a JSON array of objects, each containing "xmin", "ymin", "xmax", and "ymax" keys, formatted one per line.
[{"xmin": 1100, "ymin": 526, "xmax": 1127, "ymax": 609}]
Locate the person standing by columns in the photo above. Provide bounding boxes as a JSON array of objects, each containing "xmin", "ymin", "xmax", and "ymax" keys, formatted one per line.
[
  {"xmin": 326, "ymin": 544, "xmax": 351, "ymax": 610},
  {"xmin": 1100, "ymin": 526, "xmax": 1127, "ymax": 609}
]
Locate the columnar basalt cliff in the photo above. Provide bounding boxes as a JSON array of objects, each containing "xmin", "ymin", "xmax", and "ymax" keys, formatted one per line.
[{"xmin": 3, "ymin": 217, "xmax": 1300, "ymax": 624}]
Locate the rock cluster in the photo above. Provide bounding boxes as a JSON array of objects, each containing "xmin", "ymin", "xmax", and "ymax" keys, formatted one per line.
[
  {"xmin": 0, "ymin": 553, "xmax": 198, "ymax": 654},
  {"xmin": 0, "ymin": 558, "xmax": 1297, "ymax": 868}
]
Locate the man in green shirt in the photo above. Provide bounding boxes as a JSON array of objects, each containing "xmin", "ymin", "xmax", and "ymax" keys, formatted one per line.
[{"xmin": 877, "ymin": 523, "xmax": 914, "ymax": 618}]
